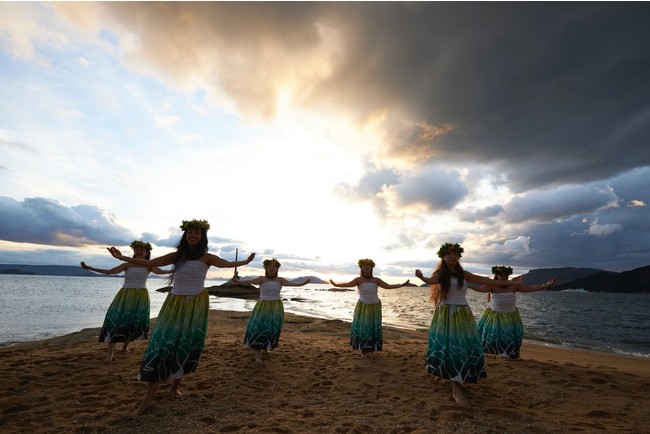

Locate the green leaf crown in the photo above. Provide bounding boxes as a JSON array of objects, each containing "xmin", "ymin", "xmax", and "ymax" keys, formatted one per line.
[
  {"xmin": 263, "ymin": 258, "xmax": 281, "ymax": 268},
  {"xmin": 437, "ymin": 242, "xmax": 464, "ymax": 258},
  {"xmin": 130, "ymin": 240, "xmax": 152, "ymax": 251},
  {"xmin": 491, "ymin": 265, "xmax": 513, "ymax": 276},
  {"xmin": 358, "ymin": 258, "xmax": 376, "ymax": 268},
  {"xmin": 180, "ymin": 219, "xmax": 211, "ymax": 231}
]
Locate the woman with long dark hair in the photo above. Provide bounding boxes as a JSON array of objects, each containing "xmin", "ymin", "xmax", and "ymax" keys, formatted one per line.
[
  {"xmin": 108, "ymin": 219, "xmax": 255, "ymax": 416},
  {"xmin": 415, "ymin": 243, "xmax": 516, "ymax": 405}
]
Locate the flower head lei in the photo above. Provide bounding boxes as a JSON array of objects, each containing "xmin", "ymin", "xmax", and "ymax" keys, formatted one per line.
[
  {"xmin": 437, "ymin": 242, "xmax": 464, "ymax": 258},
  {"xmin": 263, "ymin": 258, "xmax": 281, "ymax": 269},
  {"xmin": 130, "ymin": 240, "xmax": 152, "ymax": 251},
  {"xmin": 491, "ymin": 265, "xmax": 513, "ymax": 276},
  {"xmin": 358, "ymin": 258, "xmax": 376, "ymax": 268},
  {"xmin": 180, "ymin": 219, "xmax": 211, "ymax": 232}
]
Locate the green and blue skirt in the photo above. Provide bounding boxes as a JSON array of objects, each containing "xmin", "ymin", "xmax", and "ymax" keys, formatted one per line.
[
  {"xmin": 350, "ymin": 300, "xmax": 382, "ymax": 353},
  {"xmin": 244, "ymin": 300, "xmax": 284, "ymax": 350},
  {"xmin": 99, "ymin": 287, "xmax": 150, "ymax": 343},
  {"xmin": 425, "ymin": 304, "xmax": 486, "ymax": 383},
  {"xmin": 476, "ymin": 307, "xmax": 523, "ymax": 359},
  {"xmin": 137, "ymin": 290, "xmax": 209, "ymax": 382}
]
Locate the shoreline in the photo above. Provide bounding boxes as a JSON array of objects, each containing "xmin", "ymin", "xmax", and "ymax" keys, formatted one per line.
[
  {"xmin": 3, "ymin": 316, "xmax": 649, "ymax": 361},
  {"xmin": 1, "ymin": 310, "xmax": 649, "ymax": 433}
]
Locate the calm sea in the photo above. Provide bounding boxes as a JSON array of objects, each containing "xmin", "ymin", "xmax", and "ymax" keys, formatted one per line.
[{"xmin": 1, "ymin": 275, "xmax": 649, "ymax": 359}]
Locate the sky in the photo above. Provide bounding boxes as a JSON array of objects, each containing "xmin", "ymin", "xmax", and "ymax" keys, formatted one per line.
[{"xmin": 1, "ymin": 2, "xmax": 649, "ymax": 281}]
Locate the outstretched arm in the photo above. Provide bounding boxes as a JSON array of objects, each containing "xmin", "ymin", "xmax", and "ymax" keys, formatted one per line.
[
  {"xmin": 376, "ymin": 278, "xmax": 410, "ymax": 289},
  {"xmin": 467, "ymin": 282, "xmax": 492, "ymax": 293},
  {"xmin": 280, "ymin": 277, "xmax": 311, "ymax": 287},
  {"xmin": 80, "ymin": 261, "xmax": 128, "ymax": 275},
  {"xmin": 516, "ymin": 278, "xmax": 556, "ymax": 293},
  {"xmin": 465, "ymin": 272, "xmax": 518, "ymax": 292},
  {"xmin": 232, "ymin": 275, "xmax": 264, "ymax": 286},
  {"xmin": 415, "ymin": 269, "xmax": 437, "ymax": 285},
  {"xmin": 329, "ymin": 277, "xmax": 361, "ymax": 288},
  {"xmin": 108, "ymin": 247, "xmax": 176, "ymax": 267},
  {"xmin": 206, "ymin": 252, "xmax": 256, "ymax": 268},
  {"xmin": 149, "ymin": 267, "xmax": 172, "ymax": 275}
]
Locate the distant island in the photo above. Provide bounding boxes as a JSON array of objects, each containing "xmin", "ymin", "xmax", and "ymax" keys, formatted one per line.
[{"xmin": 0, "ymin": 264, "xmax": 648, "ymax": 293}]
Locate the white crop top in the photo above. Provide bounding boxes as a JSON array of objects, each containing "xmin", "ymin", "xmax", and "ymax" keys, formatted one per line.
[
  {"xmin": 171, "ymin": 261, "xmax": 209, "ymax": 296},
  {"xmin": 122, "ymin": 266, "xmax": 150, "ymax": 288},
  {"xmin": 259, "ymin": 280, "xmax": 282, "ymax": 301},
  {"xmin": 439, "ymin": 277, "xmax": 469, "ymax": 306},
  {"xmin": 489, "ymin": 292, "xmax": 517, "ymax": 312},
  {"xmin": 358, "ymin": 282, "xmax": 380, "ymax": 304}
]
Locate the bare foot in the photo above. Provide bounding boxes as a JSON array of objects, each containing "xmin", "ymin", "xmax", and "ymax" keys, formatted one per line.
[
  {"xmin": 360, "ymin": 352, "xmax": 369, "ymax": 359},
  {"xmin": 132, "ymin": 398, "xmax": 154, "ymax": 416},
  {"xmin": 118, "ymin": 347, "xmax": 132, "ymax": 353},
  {"xmin": 170, "ymin": 379, "xmax": 183, "ymax": 397},
  {"xmin": 451, "ymin": 382, "xmax": 469, "ymax": 406}
]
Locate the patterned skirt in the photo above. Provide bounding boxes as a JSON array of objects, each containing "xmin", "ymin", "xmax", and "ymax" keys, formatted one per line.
[
  {"xmin": 476, "ymin": 307, "xmax": 524, "ymax": 359},
  {"xmin": 99, "ymin": 287, "xmax": 150, "ymax": 344},
  {"xmin": 137, "ymin": 290, "xmax": 209, "ymax": 382},
  {"xmin": 425, "ymin": 304, "xmax": 486, "ymax": 383},
  {"xmin": 350, "ymin": 300, "xmax": 382, "ymax": 353},
  {"xmin": 244, "ymin": 300, "xmax": 284, "ymax": 351}
]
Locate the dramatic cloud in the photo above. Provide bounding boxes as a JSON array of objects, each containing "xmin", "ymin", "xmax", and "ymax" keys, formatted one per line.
[
  {"xmin": 0, "ymin": 197, "xmax": 136, "ymax": 247},
  {"xmin": 1, "ymin": 3, "xmax": 648, "ymax": 275}
]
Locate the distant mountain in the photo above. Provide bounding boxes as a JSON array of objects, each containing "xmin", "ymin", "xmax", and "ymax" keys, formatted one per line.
[
  {"xmin": 297, "ymin": 276, "xmax": 328, "ymax": 284},
  {"xmin": 0, "ymin": 264, "xmax": 101, "ymax": 277},
  {"xmin": 2, "ymin": 264, "xmax": 648, "ymax": 292},
  {"xmin": 519, "ymin": 267, "xmax": 617, "ymax": 286},
  {"xmin": 550, "ymin": 265, "xmax": 650, "ymax": 293}
]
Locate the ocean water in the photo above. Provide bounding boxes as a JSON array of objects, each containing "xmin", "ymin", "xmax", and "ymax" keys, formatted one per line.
[{"xmin": 1, "ymin": 275, "xmax": 649, "ymax": 359}]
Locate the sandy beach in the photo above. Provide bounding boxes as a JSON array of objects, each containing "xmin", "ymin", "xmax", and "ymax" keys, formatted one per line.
[{"xmin": 1, "ymin": 310, "xmax": 649, "ymax": 434}]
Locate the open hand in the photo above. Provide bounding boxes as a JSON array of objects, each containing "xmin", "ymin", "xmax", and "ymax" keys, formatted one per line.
[{"xmin": 107, "ymin": 247, "xmax": 123, "ymax": 260}]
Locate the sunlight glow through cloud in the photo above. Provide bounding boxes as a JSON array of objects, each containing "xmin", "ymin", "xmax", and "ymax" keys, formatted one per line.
[{"xmin": 1, "ymin": 2, "xmax": 650, "ymax": 278}]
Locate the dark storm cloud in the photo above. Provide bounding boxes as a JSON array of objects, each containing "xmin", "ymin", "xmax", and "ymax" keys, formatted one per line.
[
  {"xmin": 0, "ymin": 197, "xmax": 136, "ymax": 246},
  {"xmin": 59, "ymin": 2, "xmax": 650, "ymax": 189},
  {"xmin": 45, "ymin": 2, "xmax": 650, "ymax": 271},
  {"xmin": 502, "ymin": 183, "xmax": 618, "ymax": 224},
  {"xmin": 315, "ymin": 3, "xmax": 650, "ymax": 189},
  {"xmin": 389, "ymin": 166, "xmax": 469, "ymax": 211}
]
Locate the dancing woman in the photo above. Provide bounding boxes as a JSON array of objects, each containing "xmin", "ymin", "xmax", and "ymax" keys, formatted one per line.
[
  {"xmin": 415, "ymin": 243, "xmax": 517, "ymax": 405},
  {"xmin": 81, "ymin": 240, "xmax": 169, "ymax": 363},
  {"xmin": 234, "ymin": 258, "xmax": 310, "ymax": 364},
  {"xmin": 330, "ymin": 258, "xmax": 410, "ymax": 358},
  {"xmin": 475, "ymin": 265, "xmax": 556, "ymax": 360},
  {"xmin": 108, "ymin": 219, "xmax": 255, "ymax": 416}
]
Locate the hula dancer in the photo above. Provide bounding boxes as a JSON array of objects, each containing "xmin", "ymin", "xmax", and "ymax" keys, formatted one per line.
[
  {"xmin": 108, "ymin": 219, "xmax": 255, "ymax": 416},
  {"xmin": 329, "ymin": 259, "xmax": 410, "ymax": 358},
  {"xmin": 475, "ymin": 266, "xmax": 556, "ymax": 360},
  {"xmin": 414, "ymin": 243, "xmax": 518, "ymax": 405},
  {"xmin": 233, "ymin": 258, "xmax": 310, "ymax": 364},
  {"xmin": 81, "ymin": 241, "xmax": 169, "ymax": 363}
]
